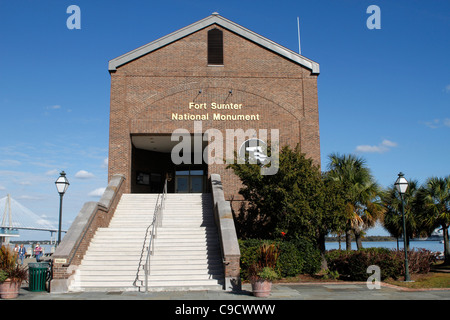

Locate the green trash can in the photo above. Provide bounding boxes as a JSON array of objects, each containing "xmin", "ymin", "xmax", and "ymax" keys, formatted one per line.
[{"xmin": 28, "ymin": 262, "xmax": 49, "ymax": 292}]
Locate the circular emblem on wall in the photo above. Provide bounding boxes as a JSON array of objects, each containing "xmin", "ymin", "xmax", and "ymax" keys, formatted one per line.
[{"xmin": 238, "ymin": 138, "xmax": 270, "ymax": 166}]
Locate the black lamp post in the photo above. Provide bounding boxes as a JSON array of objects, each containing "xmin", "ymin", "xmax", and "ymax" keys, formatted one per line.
[
  {"xmin": 394, "ymin": 172, "xmax": 411, "ymax": 282},
  {"xmin": 55, "ymin": 171, "xmax": 70, "ymax": 245}
]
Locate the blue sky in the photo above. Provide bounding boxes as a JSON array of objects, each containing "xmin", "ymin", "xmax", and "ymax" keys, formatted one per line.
[{"xmin": 0, "ymin": 0, "xmax": 448, "ymax": 239}]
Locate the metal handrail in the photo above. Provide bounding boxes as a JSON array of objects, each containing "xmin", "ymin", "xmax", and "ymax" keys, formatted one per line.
[{"xmin": 143, "ymin": 179, "xmax": 167, "ymax": 292}]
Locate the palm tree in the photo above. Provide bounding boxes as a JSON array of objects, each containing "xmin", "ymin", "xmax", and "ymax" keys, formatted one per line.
[
  {"xmin": 327, "ymin": 153, "xmax": 383, "ymax": 250},
  {"xmin": 419, "ymin": 176, "xmax": 450, "ymax": 265},
  {"xmin": 382, "ymin": 180, "xmax": 429, "ymax": 251}
]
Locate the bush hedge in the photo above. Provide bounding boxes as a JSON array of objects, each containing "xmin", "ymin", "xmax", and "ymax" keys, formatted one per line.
[
  {"xmin": 325, "ymin": 248, "xmax": 437, "ymax": 281},
  {"xmin": 239, "ymin": 240, "xmax": 437, "ymax": 281},
  {"xmin": 239, "ymin": 239, "xmax": 321, "ymax": 280},
  {"xmin": 391, "ymin": 248, "xmax": 437, "ymax": 274}
]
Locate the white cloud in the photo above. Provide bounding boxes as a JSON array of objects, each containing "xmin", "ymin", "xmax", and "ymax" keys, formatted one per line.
[
  {"xmin": 101, "ymin": 157, "xmax": 108, "ymax": 168},
  {"xmin": 16, "ymin": 195, "xmax": 45, "ymax": 200},
  {"xmin": 444, "ymin": 118, "xmax": 450, "ymax": 127},
  {"xmin": 74, "ymin": 170, "xmax": 95, "ymax": 179},
  {"xmin": 423, "ymin": 119, "xmax": 441, "ymax": 129},
  {"xmin": 88, "ymin": 187, "xmax": 105, "ymax": 197},
  {"xmin": 355, "ymin": 145, "xmax": 383, "ymax": 153},
  {"xmin": 46, "ymin": 105, "xmax": 61, "ymax": 110},
  {"xmin": 0, "ymin": 159, "xmax": 21, "ymax": 166},
  {"xmin": 423, "ymin": 118, "xmax": 450, "ymax": 129},
  {"xmin": 36, "ymin": 218, "xmax": 55, "ymax": 226},
  {"xmin": 355, "ymin": 139, "xmax": 398, "ymax": 154},
  {"xmin": 45, "ymin": 169, "xmax": 59, "ymax": 176},
  {"xmin": 444, "ymin": 84, "xmax": 450, "ymax": 93},
  {"xmin": 380, "ymin": 139, "xmax": 397, "ymax": 147}
]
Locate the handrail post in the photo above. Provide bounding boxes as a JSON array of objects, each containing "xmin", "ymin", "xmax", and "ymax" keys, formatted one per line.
[
  {"xmin": 145, "ymin": 260, "xmax": 148, "ymax": 292},
  {"xmin": 142, "ymin": 178, "xmax": 168, "ymax": 293}
]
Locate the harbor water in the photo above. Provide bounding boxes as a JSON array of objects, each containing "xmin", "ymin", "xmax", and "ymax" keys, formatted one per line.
[{"xmin": 325, "ymin": 240, "xmax": 444, "ymax": 252}]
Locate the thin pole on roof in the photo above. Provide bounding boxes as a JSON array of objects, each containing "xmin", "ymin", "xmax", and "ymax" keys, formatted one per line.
[{"xmin": 297, "ymin": 17, "xmax": 301, "ymax": 55}]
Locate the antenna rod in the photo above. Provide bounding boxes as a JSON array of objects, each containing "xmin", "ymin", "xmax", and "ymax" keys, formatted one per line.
[{"xmin": 297, "ymin": 17, "xmax": 301, "ymax": 55}]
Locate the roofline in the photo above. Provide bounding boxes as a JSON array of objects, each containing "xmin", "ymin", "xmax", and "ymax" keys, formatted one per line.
[{"xmin": 108, "ymin": 13, "xmax": 320, "ymax": 74}]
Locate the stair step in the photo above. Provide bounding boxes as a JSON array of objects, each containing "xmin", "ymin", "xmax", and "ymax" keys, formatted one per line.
[
  {"xmin": 72, "ymin": 281, "xmax": 136, "ymax": 288},
  {"xmin": 82, "ymin": 255, "xmax": 141, "ymax": 261},
  {"xmin": 80, "ymin": 260, "xmax": 139, "ymax": 266},
  {"xmin": 90, "ymin": 239, "xmax": 148, "ymax": 244},
  {"xmin": 147, "ymin": 274, "xmax": 222, "ymax": 281},
  {"xmin": 158, "ymin": 227, "xmax": 216, "ymax": 231},
  {"xmin": 86, "ymin": 248, "xmax": 145, "ymax": 253},
  {"xmin": 148, "ymin": 260, "xmax": 222, "ymax": 266},
  {"xmin": 78, "ymin": 265, "xmax": 138, "ymax": 271},
  {"xmin": 78, "ymin": 274, "xmax": 221, "ymax": 282},
  {"xmin": 149, "ymin": 255, "xmax": 222, "ymax": 261},
  {"xmin": 154, "ymin": 244, "xmax": 218, "ymax": 250},
  {"xmin": 72, "ymin": 281, "xmax": 222, "ymax": 292},
  {"xmin": 96, "ymin": 227, "xmax": 150, "ymax": 231},
  {"xmin": 148, "ymin": 266, "xmax": 222, "ymax": 273},
  {"xmin": 154, "ymin": 241, "xmax": 218, "ymax": 246},
  {"xmin": 146, "ymin": 280, "xmax": 222, "ymax": 287},
  {"xmin": 79, "ymin": 270, "xmax": 139, "ymax": 276}
]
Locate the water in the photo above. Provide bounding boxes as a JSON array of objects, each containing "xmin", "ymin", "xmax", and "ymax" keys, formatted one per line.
[{"xmin": 325, "ymin": 240, "xmax": 444, "ymax": 253}]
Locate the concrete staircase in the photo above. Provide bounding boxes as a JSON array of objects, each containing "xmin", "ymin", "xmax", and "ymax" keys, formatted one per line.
[{"xmin": 69, "ymin": 193, "xmax": 223, "ymax": 292}]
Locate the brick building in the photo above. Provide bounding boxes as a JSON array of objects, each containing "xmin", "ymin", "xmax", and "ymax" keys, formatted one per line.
[
  {"xmin": 50, "ymin": 13, "xmax": 321, "ymax": 293},
  {"xmin": 108, "ymin": 13, "xmax": 320, "ymax": 201}
]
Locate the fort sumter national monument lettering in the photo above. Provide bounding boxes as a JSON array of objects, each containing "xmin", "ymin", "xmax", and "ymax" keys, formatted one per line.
[{"xmin": 171, "ymin": 102, "xmax": 260, "ymax": 121}]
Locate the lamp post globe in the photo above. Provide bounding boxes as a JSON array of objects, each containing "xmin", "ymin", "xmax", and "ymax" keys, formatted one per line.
[
  {"xmin": 55, "ymin": 171, "xmax": 70, "ymax": 194},
  {"xmin": 394, "ymin": 172, "xmax": 408, "ymax": 195},
  {"xmin": 55, "ymin": 171, "xmax": 69, "ymax": 245},
  {"xmin": 394, "ymin": 172, "xmax": 411, "ymax": 282}
]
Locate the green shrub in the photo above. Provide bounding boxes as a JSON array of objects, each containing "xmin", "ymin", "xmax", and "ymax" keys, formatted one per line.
[
  {"xmin": 277, "ymin": 241, "xmax": 303, "ymax": 277},
  {"xmin": 323, "ymin": 269, "xmax": 339, "ymax": 280},
  {"xmin": 239, "ymin": 238, "xmax": 321, "ymax": 280},
  {"xmin": 0, "ymin": 245, "xmax": 28, "ymax": 282},
  {"xmin": 238, "ymin": 239, "xmax": 263, "ymax": 280},
  {"xmin": 292, "ymin": 238, "xmax": 322, "ymax": 275},
  {"xmin": 374, "ymin": 249, "xmax": 403, "ymax": 280},
  {"xmin": 325, "ymin": 248, "xmax": 435, "ymax": 281},
  {"xmin": 0, "ymin": 269, "xmax": 8, "ymax": 283},
  {"xmin": 391, "ymin": 249, "xmax": 437, "ymax": 275},
  {"xmin": 257, "ymin": 267, "xmax": 279, "ymax": 281}
]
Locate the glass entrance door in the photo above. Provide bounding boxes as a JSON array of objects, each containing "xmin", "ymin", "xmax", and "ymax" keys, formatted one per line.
[
  {"xmin": 175, "ymin": 169, "xmax": 204, "ymax": 193},
  {"xmin": 190, "ymin": 176, "xmax": 203, "ymax": 193},
  {"xmin": 175, "ymin": 176, "xmax": 189, "ymax": 193}
]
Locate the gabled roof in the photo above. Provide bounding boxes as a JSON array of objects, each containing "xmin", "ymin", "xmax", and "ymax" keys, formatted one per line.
[{"xmin": 108, "ymin": 13, "xmax": 320, "ymax": 74}]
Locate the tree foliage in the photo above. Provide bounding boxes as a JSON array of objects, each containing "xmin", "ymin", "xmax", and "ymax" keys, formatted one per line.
[
  {"xmin": 382, "ymin": 180, "xmax": 433, "ymax": 249},
  {"xmin": 228, "ymin": 145, "xmax": 347, "ymax": 259},
  {"xmin": 418, "ymin": 176, "xmax": 450, "ymax": 264},
  {"xmin": 228, "ymin": 144, "xmax": 449, "ymax": 267},
  {"xmin": 327, "ymin": 153, "xmax": 384, "ymax": 250}
]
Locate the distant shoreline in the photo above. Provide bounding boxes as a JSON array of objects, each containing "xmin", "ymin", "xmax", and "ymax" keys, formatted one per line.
[{"xmin": 325, "ymin": 236, "xmax": 443, "ymax": 242}]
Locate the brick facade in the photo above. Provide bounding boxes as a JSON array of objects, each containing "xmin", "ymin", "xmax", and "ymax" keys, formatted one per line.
[{"xmin": 108, "ymin": 16, "xmax": 320, "ymax": 202}]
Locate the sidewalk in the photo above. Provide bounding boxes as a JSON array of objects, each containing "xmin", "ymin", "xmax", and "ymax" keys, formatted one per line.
[{"xmin": 14, "ymin": 282, "xmax": 450, "ymax": 300}]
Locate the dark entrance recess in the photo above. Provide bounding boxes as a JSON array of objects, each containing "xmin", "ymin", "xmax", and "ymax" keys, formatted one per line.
[{"xmin": 130, "ymin": 135, "xmax": 208, "ymax": 193}]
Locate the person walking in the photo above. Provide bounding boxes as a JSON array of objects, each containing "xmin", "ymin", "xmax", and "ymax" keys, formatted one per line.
[
  {"xmin": 18, "ymin": 244, "xmax": 26, "ymax": 265},
  {"xmin": 13, "ymin": 244, "xmax": 19, "ymax": 263},
  {"xmin": 34, "ymin": 243, "xmax": 43, "ymax": 262}
]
